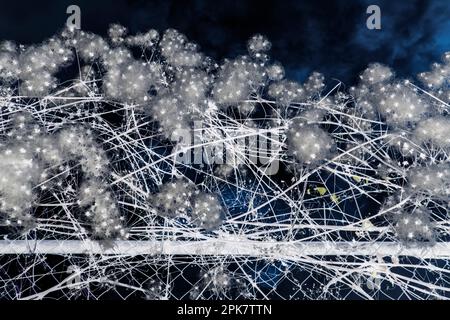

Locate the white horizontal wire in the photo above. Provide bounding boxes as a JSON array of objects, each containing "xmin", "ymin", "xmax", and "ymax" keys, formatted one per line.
[{"xmin": 1, "ymin": 240, "xmax": 449, "ymax": 259}]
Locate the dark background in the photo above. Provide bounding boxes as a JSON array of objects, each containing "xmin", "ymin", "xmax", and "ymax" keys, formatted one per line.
[{"xmin": 0, "ymin": 0, "xmax": 448, "ymax": 85}]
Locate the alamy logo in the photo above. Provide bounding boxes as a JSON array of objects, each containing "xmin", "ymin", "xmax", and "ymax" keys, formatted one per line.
[
  {"xmin": 67, "ymin": 265, "xmax": 82, "ymax": 289},
  {"xmin": 172, "ymin": 121, "xmax": 281, "ymax": 175},
  {"xmin": 366, "ymin": 5, "xmax": 381, "ymax": 30},
  {"xmin": 66, "ymin": 5, "xmax": 81, "ymax": 30}
]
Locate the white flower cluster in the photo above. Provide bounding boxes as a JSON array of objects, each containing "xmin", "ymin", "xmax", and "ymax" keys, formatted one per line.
[
  {"xmin": 355, "ymin": 80, "xmax": 428, "ymax": 127},
  {"xmin": 408, "ymin": 163, "xmax": 450, "ymax": 198},
  {"xmin": 376, "ymin": 82, "xmax": 429, "ymax": 127},
  {"xmin": 159, "ymin": 29, "xmax": 204, "ymax": 67},
  {"xmin": 153, "ymin": 179, "xmax": 195, "ymax": 218},
  {"xmin": 0, "ymin": 113, "xmax": 124, "ymax": 238},
  {"xmin": 266, "ymin": 62, "xmax": 285, "ymax": 81},
  {"xmin": 78, "ymin": 178, "xmax": 128, "ymax": 239},
  {"xmin": 268, "ymin": 79, "xmax": 305, "ymax": 106},
  {"xmin": 393, "ymin": 206, "xmax": 435, "ymax": 244},
  {"xmin": 359, "ymin": 62, "xmax": 394, "ymax": 85},
  {"xmin": 0, "ymin": 37, "xmax": 72, "ymax": 96},
  {"xmin": 57, "ymin": 126, "xmax": 125, "ymax": 238},
  {"xmin": 126, "ymin": 29, "xmax": 159, "ymax": 48},
  {"xmin": 172, "ymin": 67, "xmax": 211, "ymax": 106},
  {"xmin": 418, "ymin": 52, "xmax": 450, "ymax": 89},
  {"xmin": 150, "ymin": 67, "xmax": 212, "ymax": 137},
  {"xmin": 76, "ymin": 29, "xmax": 163, "ymax": 103},
  {"xmin": 0, "ymin": 113, "xmax": 60, "ymax": 226},
  {"xmin": 212, "ymin": 56, "xmax": 265, "ymax": 106},
  {"xmin": 0, "ymin": 41, "xmax": 20, "ymax": 83},
  {"xmin": 192, "ymin": 266, "xmax": 232, "ymax": 298},
  {"xmin": 303, "ymin": 72, "xmax": 326, "ymax": 95},
  {"xmin": 268, "ymin": 72, "xmax": 325, "ymax": 106},
  {"xmin": 247, "ymin": 34, "xmax": 271, "ymax": 60},
  {"xmin": 287, "ymin": 119, "xmax": 335, "ymax": 166},
  {"xmin": 98, "ymin": 46, "xmax": 165, "ymax": 104},
  {"xmin": 152, "ymin": 179, "xmax": 224, "ymax": 231},
  {"xmin": 57, "ymin": 126, "xmax": 109, "ymax": 177},
  {"xmin": 352, "ymin": 64, "xmax": 431, "ymax": 127},
  {"xmin": 73, "ymin": 31, "xmax": 109, "ymax": 61},
  {"xmin": 0, "ymin": 138, "xmax": 41, "ymax": 227},
  {"xmin": 413, "ymin": 116, "xmax": 450, "ymax": 152},
  {"xmin": 192, "ymin": 193, "xmax": 224, "ymax": 231},
  {"xmin": 107, "ymin": 24, "xmax": 128, "ymax": 46}
]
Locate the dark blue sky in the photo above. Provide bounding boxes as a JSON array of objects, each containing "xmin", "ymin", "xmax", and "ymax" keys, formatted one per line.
[{"xmin": 0, "ymin": 0, "xmax": 448, "ymax": 85}]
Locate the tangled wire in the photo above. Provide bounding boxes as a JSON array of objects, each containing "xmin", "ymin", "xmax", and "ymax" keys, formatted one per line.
[{"xmin": 0, "ymin": 24, "xmax": 449, "ymax": 300}]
